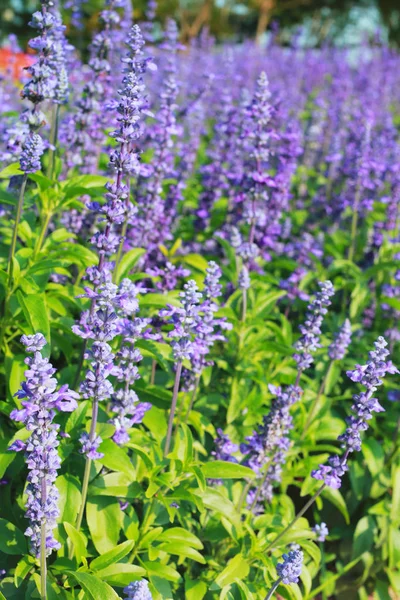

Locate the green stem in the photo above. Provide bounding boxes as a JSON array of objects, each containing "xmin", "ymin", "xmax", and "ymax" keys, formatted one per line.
[
  {"xmin": 150, "ymin": 359, "xmax": 157, "ymax": 385},
  {"xmin": 237, "ymin": 480, "xmax": 252, "ymax": 512},
  {"xmin": 301, "ymin": 363, "xmax": 332, "ymax": 439},
  {"xmin": 183, "ymin": 374, "xmax": 200, "ymax": 424},
  {"xmin": 40, "ymin": 478, "xmax": 47, "ymax": 600},
  {"xmin": 265, "ymin": 578, "xmax": 282, "ymax": 600},
  {"xmin": 264, "ymin": 483, "xmax": 326, "ymax": 553},
  {"xmin": 348, "ymin": 186, "xmax": 361, "ymax": 263},
  {"xmin": 241, "ymin": 289, "xmax": 247, "ymax": 322},
  {"xmin": 73, "ymin": 339, "xmax": 87, "ymax": 391},
  {"xmin": 8, "ymin": 173, "xmax": 27, "ymax": 292},
  {"xmin": 307, "ymin": 556, "xmax": 362, "ymax": 599},
  {"xmin": 34, "ymin": 212, "xmax": 52, "ymax": 259},
  {"xmin": 164, "ymin": 362, "xmax": 182, "ymax": 457},
  {"xmin": 321, "ymin": 543, "xmax": 328, "ymax": 600},
  {"xmin": 113, "ymin": 216, "xmax": 128, "ymax": 284},
  {"xmin": 47, "ymin": 104, "xmax": 60, "ymax": 180},
  {"xmin": 70, "ymin": 397, "xmax": 99, "ymax": 558},
  {"xmin": 250, "ymin": 458, "xmax": 272, "ymax": 511}
]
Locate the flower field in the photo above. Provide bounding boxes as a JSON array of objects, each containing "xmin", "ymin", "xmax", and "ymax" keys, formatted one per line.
[{"xmin": 0, "ymin": 1, "xmax": 400, "ymax": 599}]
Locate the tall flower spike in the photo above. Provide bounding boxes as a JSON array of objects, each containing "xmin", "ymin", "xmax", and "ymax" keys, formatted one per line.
[
  {"xmin": 241, "ymin": 384, "xmax": 302, "ymax": 510},
  {"xmin": 328, "ymin": 318, "xmax": 352, "ymax": 361},
  {"xmin": 312, "ymin": 336, "xmax": 398, "ymax": 489},
  {"xmin": 160, "ymin": 280, "xmax": 202, "ymax": 362},
  {"xmin": 109, "ymin": 280, "xmax": 151, "ymax": 446},
  {"xmin": 127, "ymin": 19, "xmax": 179, "ymax": 260},
  {"xmin": 48, "ymin": 8, "xmax": 70, "ymax": 105},
  {"xmin": 63, "ymin": 0, "xmax": 124, "ymax": 171},
  {"xmin": 294, "ymin": 280, "xmax": 335, "ymax": 371},
  {"xmin": 276, "ymin": 550, "xmax": 303, "ymax": 585},
  {"xmin": 9, "ymin": 334, "xmax": 78, "ymax": 557},
  {"xmin": 19, "ymin": 0, "xmax": 57, "ymax": 173}
]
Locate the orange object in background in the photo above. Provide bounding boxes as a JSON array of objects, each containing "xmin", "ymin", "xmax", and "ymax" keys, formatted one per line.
[{"xmin": 0, "ymin": 47, "xmax": 33, "ymax": 81}]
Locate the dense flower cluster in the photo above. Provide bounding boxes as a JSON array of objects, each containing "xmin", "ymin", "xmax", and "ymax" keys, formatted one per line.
[
  {"xmin": 276, "ymin": 550, "xmax": 304, "ymax": 584},
  {"xmin": 123, "ymin": 580, "xmax": 152, "ymax": 600},
  {"xmin": 9, "ymin": 334, "xmax": 78, "ymax": 556}
]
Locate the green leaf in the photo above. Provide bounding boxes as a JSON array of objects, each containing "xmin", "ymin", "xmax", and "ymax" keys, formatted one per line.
[
  {"xmin": 16, "ymin": 292, "xmax": 50, "ymax": 348},
  {"xmin": 116, "ymin": 248, "xmax": 145, "ymax": 281},
  {"xmin": 0, "ymin": 163, "xmax": 23, "ymax": 178},
  {"xmin": 185, "ymin": 579, "xmax": 208, "ymax": 600},
  {"xmin": 215, "ymin": 554, "xmax": 249, "ymax": 587},
  {"xmin": 157, "ymin": 542, "xmax": 205, "ymax": 563},
  {"xmin": 0, "ymin": 518, "xmax": 27, "ymax": 555},
  {"xmin": 201, "ymin": 461, "xmax": 256, "ymax": 480},
  {"xmin": 351, "ymin": 516, "xmax": 375, "ymax": 559},
  {"xmin": 68, "ymin": 572, "xmax": 122, "ymax": 600},
  {"xmin": 181, "ymin": 253, "xmax": 209, "ymax": 273},
  {"xmin": 391, "ymin": 463, "xmax": 400, "ymax": 522},
  {"xmin": 139, "ymin": 293, "xmax": 180, "ymax": 308},
  {"xmin": 90, "ymin": 540, "xmax": 135, "ymax": 571},
  {"xmin": 14, "ymin": 556, "xmax": 35, "ymax": 588},
  {"xmin": 322, "ymin": 486, "xmax": 350, "ymax": 524},
  {"xmin": 158, "ymin": 527, "xmax": 203, "ymax": 550},
  {"xmin": 98, "ymin": 439, "xmax": 136, "ymax": 479},
  {"xmin": 95, "ymin": 564, "xmax": 146, "ymax": 587},
  {"xmin": 89, "ymin": 472, "xmax": 141, "ymax": 499},
  {"xmin": 143, "ymin": 561, "xmax": 181, "ymax": 583},
  {"xmin": 56, "ymin": 474, "xmax": 82, "ymax": 525},
  {"xmin": 87, "ymin": 498, "xmax": 123, "ymax": 554},
  {"xmin": 64, "ymin": 522, "xmax": 87, "ymax": 564},
  {"xmin": 65, "ymin": 401, "xmax": 89, "ymax": 435},
  {"xmin": 136, "ymin": 339, "xmax": 173, "ymax": 370},
  {"xmin": 194, "ymin": 488, "xmax": 242, "ymax": 533}
]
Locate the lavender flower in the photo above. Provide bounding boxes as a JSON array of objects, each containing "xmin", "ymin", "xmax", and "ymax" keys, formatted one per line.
[
  {"xmin": 242, "ymin": 385, "xmax": 302, "ymax": 508},
  {"xmin": 312, "ymin": 337, "xmax": 398, "ymax": 488},
  {"xmin": 127, "ymin": 19, "xmax": 180, "ymax": 259},
  {"xmin": 160, "ymin": 280, "xmax": 202, "ymax": 362},
  {"xmin": 9, "ymin": 334, "xmax": 78, "ymax": 557},
  {"xmin": 294, "ymin": 280, "xmax": 335, "ymax": 370},
  {"xmin": 18, "ymin": 0, "xmax": 57, "ymax": 172},
  {"xmin": 238, "ymin": 266, "xmax": 251, "ymax": 290},
  {"xmin": 63, "ymin": 0, "xmax": 124, "ymax": 171},
  {"xmin": 328, "ymin": 319, "xmax": 352, "ymax": 361},
  {"xmin": 313, "ymin": 522, "xmax": 329, "ymax": 542},
  {"xmin": 276, "ymin": 550, "xmax": 303, "ymax": 584},
  {"xmin": 147, "ymin": 261, "xmax": 190, "ymax": 292},
  {"xmin": 20, "ymin": 132, "xmax": 44, "ymax": 173},
  {"xmin": 123, "ymin": 579, "xmax": 152, "ymax": 600},
  {"xmin": 48, "ymin": 8, "xmax": 70, "ymax": 105},
  {"xmin": 212, "ymin": 429, "xmax": 238, "ymax": 462},
  {"xmin": 109, "ymin": 281, "xmax": 151, "ymax": 445}
]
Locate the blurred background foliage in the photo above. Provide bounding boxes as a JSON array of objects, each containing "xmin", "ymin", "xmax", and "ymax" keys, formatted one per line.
[{"xmin": 1, "ymin": 0, "xmax": 400, "ymax": 49}]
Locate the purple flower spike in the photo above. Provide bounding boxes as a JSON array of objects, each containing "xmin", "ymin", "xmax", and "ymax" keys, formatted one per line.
[
  {"xmin": 276, "ymin": 550, "xmax": 303, "ymax": 584},
  {"xmin": 328, "ymin": 319, "xmax": 352, "ymax": 361},
  {"xmin": 294, "ymin": 280, "xmax": 335, "ymax": 371},
  {"xmin": 123, "ymin": 579, "xmax": 152, "ymax": 600},
  {"xmin": 160, "ymin": 280, "xmax": 202, "ymax": 362},
  {"xmin": 312, "ymin": 337, "xmax": 398, "ymax": 489},
  {"xmin": 238, "ymin": 266, "xmax": 250, "ymax": 290},
  {"xmin": 9, "ymin": 335, "xmax": 78, "ymax": 558},
  {"xmin": 79, "ymin": 432, "xmax": 104, "ymax": 460}
]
